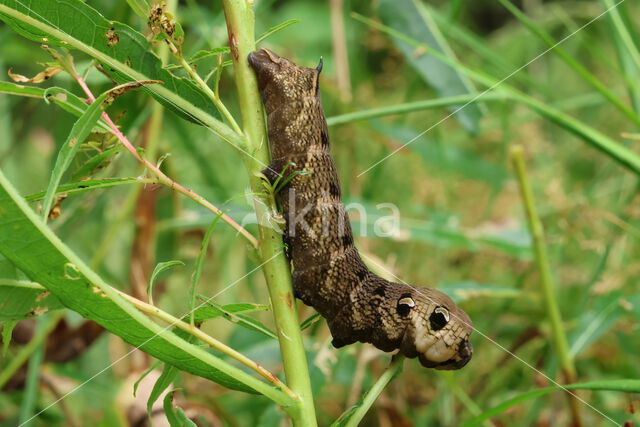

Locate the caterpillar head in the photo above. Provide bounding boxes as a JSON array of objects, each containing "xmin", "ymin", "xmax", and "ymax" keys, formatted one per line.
[
  {"xmin": 389, "ymin": 285, "xmax": 473, "ymax": 370},
  {"xmin": 248, "ymin": 49, "xmax": 321, "ymax": 113}
]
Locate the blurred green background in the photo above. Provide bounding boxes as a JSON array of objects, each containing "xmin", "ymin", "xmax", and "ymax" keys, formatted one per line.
[{"xmin": 1, "ymin": 0, "xmax": 639, "ymax": 425}]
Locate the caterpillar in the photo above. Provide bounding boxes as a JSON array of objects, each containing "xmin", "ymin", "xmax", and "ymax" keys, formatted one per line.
[{"xmin": 248, "ymin": 49, "xmax": 473, "ymax": 370}]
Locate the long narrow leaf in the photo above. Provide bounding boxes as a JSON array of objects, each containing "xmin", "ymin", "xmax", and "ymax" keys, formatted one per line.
[
  {"xmin": 0, "ymin": 167, "xmax": 293, "ymax": 404},
  {"xmin": 462, "ymin": 380, "xmax": 640, "ymax": 426},
  {"xmin": 0, "ymin": 82, "xmax": 111, "ymax": 131},
  {"xmin": 41, "ymin": 92, "xmax": 108, "ymax": 221}
]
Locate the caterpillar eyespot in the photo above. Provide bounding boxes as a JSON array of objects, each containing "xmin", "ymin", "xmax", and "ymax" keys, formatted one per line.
[
  {"xmin": 397, "ymin": 296, "xmax": 415, "ymax": 317},
  {"xmin": 430, "ymin": 307, "xmax": 450, "ymax": 331},
  {"xmin": 248, "ymin": 49, "xmax": 473, "ymax": 370}
]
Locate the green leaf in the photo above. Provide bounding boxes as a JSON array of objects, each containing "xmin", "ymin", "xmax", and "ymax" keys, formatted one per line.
[
  {"xmin": 1, "ymin": 319, "xmax": 18, "ymax": 356},
  {"xmin": 149, "ymin": 363, "xmax": 182, "ymax": 419},
  {"xmin": 300, "ymin": 313, "xmax": 322, "ymax": 331},
  {"xmin": 148, "ymin": 260, "xmax": 185, "ymax": 306},
  {"xmin": 71, "ymin": 146, "xmax": 124, "ymax": 181},
  {"xmin": 185, "ymin": 47, "xmax": 230, "ymax": 65},
  {"xmin": 0, "ymin": 0, "xmax": 242, "ymax": 149},
  {"xmin": 256, "ymin": 19, "xmax": 300, "ymax": 45},
  {"xmin": 195, "ymin": 301, "xmax": 276, "ymax": 339},
  {"xmin": 600, "ymin": 0, "xmax": 640, "ymax": 114},
  {"xmin": 326, "ymin": 93, "xmax": 504, "ymax": 127},
  {"xmin": 568, "ymin": 293, "xmax": 628, "ymax": 358},
  {"xmin": 25, "ymin": 177, "xmax": 151, "ymax": 202},
  {"xmin": 133, "ymin": 360, "xmax": 162, "ymax": 397},
  {"xmin": 125, "ymin": 0, "xmax": 150, "ymax": 20},
  {"xmin": 377, "ymin": 0, "xmax": 483, "ymax": 133},
  {"xmin": 0, "ymin": 167, "xmax": 292, "ymax": 399},
  {"xmin": 462, "ymin": 380, "xmax": 640, "ymax": 426},
  {"xmin": 189, "ymin": 216, "xmax": 222, "ymax": 324},
  {"xmin": 41, "ymin": 91, "xmax": 108, "ymax": 221},
  {"xmin": 0, "ymin": 82, "xmax": 111, "ymax": 132},
  {"xmin": 0, "ymin": 279, "xmax": 64, "ymax": 320},
  {"xmin": 163, "ymin": 390, "xmax": 197, "ymax": 427},
  {"xmin": 192, "ymin": 301, "xmax": 270, "ymax": 323}
]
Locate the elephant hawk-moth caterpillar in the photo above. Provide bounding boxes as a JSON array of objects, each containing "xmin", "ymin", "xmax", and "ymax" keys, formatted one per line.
[{"xmin": 248, "ymin": 49, "xmax": 473, "ymax": 370}]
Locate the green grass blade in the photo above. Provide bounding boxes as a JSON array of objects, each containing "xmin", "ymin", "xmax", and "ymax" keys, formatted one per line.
[
  {"xmin": 334, "ymin": 356, "xmax": 404, "ymax": 427},
  {"xmin": 0, "ymin": 0, "xmax": 243, "ymax": 148},
  {"xmin": 462, "ymin": 380, "xmax": 640, "ymax": 427},
  {"xmin": 41, "ymin": 91, "xmax": 108, "ymax": 221},
  {"xmin": 353, "ymin": 12, "xmax": 640, "ymax": 176},
  {"xmin": 600, "ymin": 0, "xmax": 640, "ymax": 114},
  {"xmin": 326, "ymin": 93, "xmax": 504, "ymax": 126},
  {"xmin": 497, "ymin": 0, "xmax": 640, "ymax": 125},
  {"xmin": 0, "ymin": 167, "xmax": 293, "ymax": 403},
  {"xmin": 256, "ymin": 19, "xmax": 300, "ymax": 44},
  {"xmin": 377, "ymin": 0, "xmax": 483, "ymax": 134}
]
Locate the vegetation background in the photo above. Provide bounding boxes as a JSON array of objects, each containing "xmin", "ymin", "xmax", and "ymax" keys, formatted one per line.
[{"xmin": 0, "ymin": 0, "xmax": 639, "ymax": 426}]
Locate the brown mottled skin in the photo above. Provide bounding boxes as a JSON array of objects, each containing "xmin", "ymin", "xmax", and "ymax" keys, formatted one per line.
[{"xmin": 248, "ymin": 49, "xmax": 473, "ymax": 370}]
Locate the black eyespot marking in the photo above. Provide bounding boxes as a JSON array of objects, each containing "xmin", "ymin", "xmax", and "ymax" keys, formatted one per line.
[
  {"xmin": 396, "ymin": 294, "xmax": 415, "ymax": 317},
  {"xmin": 341, "ymin": 233, "xmax": 353, "ymax": 247},
  {"xmin": 373, "ymin": 286, "xmax": 385, "ymax": 297},
  {"xmin": 429, "ymin": 306, "xmax": 449, "ymax": 331}
]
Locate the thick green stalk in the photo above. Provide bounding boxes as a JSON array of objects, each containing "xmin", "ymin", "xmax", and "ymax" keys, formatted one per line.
[
  {"xmin": 510, "ymin": 145, "xmax": 581, "ymax": 425},
  {"xmin": 220, "ymin": 1, "xmax": 317, "ymax": 424}
]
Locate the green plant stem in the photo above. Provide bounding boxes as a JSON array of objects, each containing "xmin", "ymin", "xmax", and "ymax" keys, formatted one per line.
[
  {"xmin": 221, "ymin": 1, "xmax": 317, "ymax": 424},
  {"xmin": 0, "ymin": 311, "xmax": 65, "ymax": 390},
  {"xmin": 326, "ymin": 93, "xmax": 505, "ymax": 126},
  {"xmin": 113, "ymin": 288, "xmax": 296, "ymax": 400},
  {"xmin": 341, "ymin": 356, "xmax": 404, "ymax": 427},
  {"xmin": 166, "ymin": 39, "xmax": 243, "ymax": 136},
  {"xmin": 510, "ymin": 145, "xmax": 581, "ymax": 425}
]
